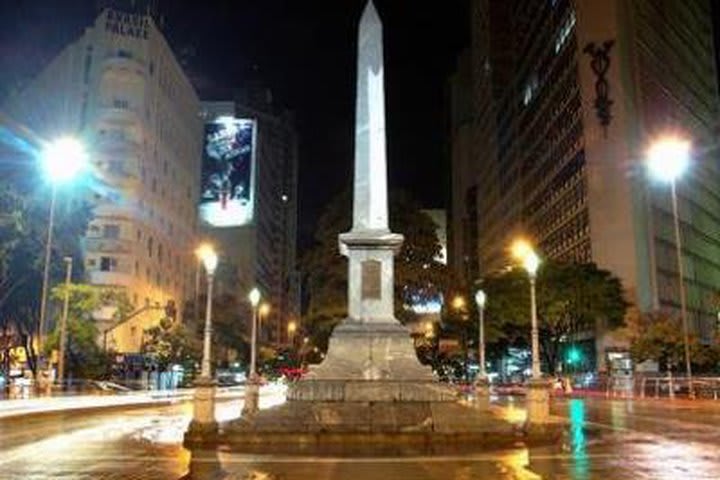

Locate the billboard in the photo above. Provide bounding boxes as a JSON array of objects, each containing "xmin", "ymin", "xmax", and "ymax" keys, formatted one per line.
[{"xmin": 199, "ymin": 116, "xmax": 256, "ymax": 227}]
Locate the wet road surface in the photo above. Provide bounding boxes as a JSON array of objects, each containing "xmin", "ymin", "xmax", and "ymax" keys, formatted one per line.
[{"xmin": 1, "ymin": 394, "xmax": 719, "ymax": 479}]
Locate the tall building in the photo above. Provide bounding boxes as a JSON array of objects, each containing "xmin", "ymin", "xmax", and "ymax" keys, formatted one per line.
[
  {"xmin": 198, "ymin": 93, "xmax": 299, "ymax": 349},
  {"xmin": 451, "ymin": 0, "xmax": 720, "ymax": 365},
  {"xmin": 3, "ymin": 7, "xmax": 203, "ymax": 352}
]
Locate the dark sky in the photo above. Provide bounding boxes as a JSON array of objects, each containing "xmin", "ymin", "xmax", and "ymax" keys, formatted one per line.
[{"xmin": 0, "ymin": 0, "xmax": 470, "ymax": 248}]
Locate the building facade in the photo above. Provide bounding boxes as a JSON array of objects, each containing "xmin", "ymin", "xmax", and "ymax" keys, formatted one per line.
[
  {"xmin": 451, "ymin": 0, "xmax": 720, "ymax": 365},
  {"xmin": 3, "ymin": 7, "xmax": 203, "ymax": 353},
  {"xmin": 199, "ymin": 95, "xmax": 299, "ymax": 349}
]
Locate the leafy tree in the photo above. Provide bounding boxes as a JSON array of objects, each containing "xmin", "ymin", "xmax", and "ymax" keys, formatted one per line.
[
  {"xmin": 183, "ymin": 292, "xmax": 251, "ymax": 368},
  {"xmin": 0, "ymin": 145, "xmax": 92, "ymax": 377},
  {"xmin": 480, "ymin": 261, "xmax": 628, "ymax": 373},
  {"xmin": 629, "ymin": 311, "xmax": 719, "ymax": 373},
  {"xmin": 302, "ymin": 190, "xmax": 447, "ymax": 349},
  {"xmin": 142, "ymin": 317, "xmax": 201, "ymax": 372},
  {"xmin": 44, "ymin": 283, "xmax": 131, "ymax": 379}
]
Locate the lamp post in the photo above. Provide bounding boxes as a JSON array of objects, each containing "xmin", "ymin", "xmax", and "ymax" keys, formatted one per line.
[
  {"xmin": 248, "ymin": 288, "xmax": 261, "ymax": 380},
  {"xmin": 475, "ymin": 290, "xmax": 487, "ymax": 380},
  {"xmin": 243, "ymin": 287, "xmax": 262, "ymax": 417},
  {"xmin": 56, "ymin": 256, "xmax": 73, "ymax": 388},
  {"xmin": 195, "ymin": 244, "xmax": 218, "ymax": 379},
  {"xmin": 186, "ymin": 244, "xmax": 219, "ymax": 441},
  {"xmin": 647, "ymin": 136, "xmax": 694, "ymax": 398},
  {"xmin": 512, "ymin": 239, "xmax": 548, "ymax": 428},
  {"xmin": 474, "ymin": 289, "xmax": 490, "ymax": 409},
  {"xmin": 38, "ymin": 137, "xmax": 87, "ymax": 354}
]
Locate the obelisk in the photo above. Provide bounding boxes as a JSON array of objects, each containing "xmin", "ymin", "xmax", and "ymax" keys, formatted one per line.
[
  {"xmin": 213, "ymin": 3, "xmax": 521, "ymax": 449},
  {"xmin": 289, "ymin": 0, "xmax": 447, "ymax": 399}
]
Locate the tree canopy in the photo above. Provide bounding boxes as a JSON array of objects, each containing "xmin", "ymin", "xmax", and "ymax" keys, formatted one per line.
[
  {"xmin": 45, "ymin": 283, "xmax": 131, "ymax": 379},
  {"xmin": 480, "ymin": 261, "xmax": 628, "ymax": 372},
  {"xmin": 0, "ymin": 151, "xmax": 92, "ymax": 376},
  {"xmin": 302, "ymin": 190, "xmax": 447, "ymax": 350},
  {"xmin": 628, "ymin": 311, "xmax": 719, "ymax": 373}
]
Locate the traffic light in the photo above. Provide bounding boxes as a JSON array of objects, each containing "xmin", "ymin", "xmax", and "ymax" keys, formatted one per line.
[{"xmin": 567, "ymin": 346, "xmax": 581, "ymax": 364}]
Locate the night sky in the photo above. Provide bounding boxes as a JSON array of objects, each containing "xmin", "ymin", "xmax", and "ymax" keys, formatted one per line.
[{"xmin": 0, "ymin": 1, "xmax": 470, "ymax": 249}]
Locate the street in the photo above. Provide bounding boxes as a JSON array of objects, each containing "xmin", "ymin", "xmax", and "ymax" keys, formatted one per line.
[{"xmin": 1, "ymin": 394, "xmax": 720, "ymax": 479}]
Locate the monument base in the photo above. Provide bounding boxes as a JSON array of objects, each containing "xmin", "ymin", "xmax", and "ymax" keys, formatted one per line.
[{"xmin": 219, "ymin": 398, "xmax": 522, "ymax": 453}]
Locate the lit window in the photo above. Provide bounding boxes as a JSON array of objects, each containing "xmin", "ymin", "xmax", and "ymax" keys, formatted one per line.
[
  {"xmin": 555, "ymin": 11, "xmax": 576, "ymax": 53},
  {"xmin": 523, "ymin": 74, "xmax": 539, "ymax": 106}
]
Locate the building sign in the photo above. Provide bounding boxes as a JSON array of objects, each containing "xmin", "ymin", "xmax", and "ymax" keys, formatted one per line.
[
  {"xmin": 199, "ymin": 116, "xmax": 256, "ymax": 227},
  {"xmin": 105, "ymin": 9, "xmax": 150, "ymax": 39}
]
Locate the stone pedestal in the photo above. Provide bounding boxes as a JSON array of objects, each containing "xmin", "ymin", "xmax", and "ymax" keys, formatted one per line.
[
  {"xmin": 474, "ymin": 376, "xmax": 490, "ymax": 410},
  {"xmin": 524, "ymin": 378, "xmax": 551, "ymax": 432},
  {"xmin": 242, "ymin": 381, "xmax": 260, "ymax": 417},
  {"xmin": 185, "ymin": 378, "xmax": 218, "ymax": 445}
]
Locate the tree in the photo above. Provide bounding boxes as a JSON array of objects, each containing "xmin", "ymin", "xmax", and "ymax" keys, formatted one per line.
[
  {"xmin": 0, "ymin": 154, "xmax": 92, "ymax": 377},
  {"xmin": 481, "ymin": 261, "xmax": 628, "ymax": 373},
  {"xmin": 302, "ymin": 190, "xmax": 447, "ymax": 350},
  {"xmin": 629, "ymin": 311, "xmax": 719, "ymax": 373},
  {"xmin": 182, "ymin": 292, "xmax": 251, "ymax": 368},
  {"xmin": 142, "ymin": 317, "xmax": 201, "ymax": 372},
  {"xmin": 45, "ymin": 283, "xmax": 131, "ymax": 379}
]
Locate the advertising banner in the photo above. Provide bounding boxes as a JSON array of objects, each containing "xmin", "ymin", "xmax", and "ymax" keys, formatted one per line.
[{"xmin": 199, "ymin": 116, "xmax": 255, "ymax": 227}]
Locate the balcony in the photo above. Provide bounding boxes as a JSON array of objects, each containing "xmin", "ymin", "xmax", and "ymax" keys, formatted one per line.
[
  {"xmin": 100, "ymin": 54, "xmax": 146, "ymax": 78},
  {"xmin": 83, "ymin": 237, "xmax": 135, "ymax": 255},
  {"xmin": 97, "ymin": 104, "xmax": 140, "ymax": 126},
  {"xmin": 88, "ymin": 270, "xmax": 134, "ymax": 288}
]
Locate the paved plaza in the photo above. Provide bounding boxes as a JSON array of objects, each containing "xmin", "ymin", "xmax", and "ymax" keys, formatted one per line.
[{"xmin": 1, "ymin": 395, "xmax": 719, "ymax": 479}]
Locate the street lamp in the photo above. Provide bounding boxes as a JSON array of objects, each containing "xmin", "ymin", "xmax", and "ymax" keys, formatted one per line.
[
  {"xmin": 56, "ymin": 256, "xmax": 73, "ymax": 388},
  {"xmin": 647, "ymin": 136, "xmax": 694, "ymax": 398},
  {"xmin": 512, "ymin": 239, "xmax": 541, "ymax": 379},
  {"xmin": 38, "ymin": 137, "xmax": 87, "ymax": 353},
  {"xmin": 475, "ymin": 289, "xmax": 487, "ymax": 380},
  {"xmin": 248, "ymin": 287, "xmax": 261, "ymax": 381},
  {"xmin": 187, "ymin": 244, "xmax": 219, "ymax": 439},
  {"xmin": 196, "ymin": 244, "xmax": 218, "ymax": 379}
]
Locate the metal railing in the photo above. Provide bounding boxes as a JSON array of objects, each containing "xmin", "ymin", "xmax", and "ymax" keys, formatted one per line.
[{"xmin": 598, "ymin": 375, "xmax": 720, "ymax": 400}]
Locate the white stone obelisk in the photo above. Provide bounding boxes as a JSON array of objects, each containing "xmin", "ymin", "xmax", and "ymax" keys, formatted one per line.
[
  {"xmin": 338, "ymin": 0, "xmax": 404, "ymax": 326},
  {"xmin": 289, "ymin": 1, "xmax": 441, "ymax": 394}
]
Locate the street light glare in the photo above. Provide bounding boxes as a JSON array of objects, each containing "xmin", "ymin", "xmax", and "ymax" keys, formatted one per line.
[
  {"xmin": 42, "ymin": 137, "xmax": 87, "ymax": 183},
  {"xmin": 523, "ymin": 250, "xmax": 540, "ymax": 276},
  {"xmin": 196, "ymin": 244, "xmax": 218, "ymax": 274},
  {"xmin": 249, "ymin": 287, "xmax": 261, "ymax": 307},
  {"xmin": 259, "ymin": 303, "xmax": 271, "ymax": 316},
  {"xmin": 475, "ymin": 289, "xmax": 487, "ymax": 308},
  {"xmin": 451, "ymin": 295, "xmax": 466, "ymax": 310},
  {"xmin": 647, "ymin": 137, "xmax": 690, "ymax": 183},
  {"xmin": 510, "ymin": 239, "xmax": 532, "ymax": 262}
]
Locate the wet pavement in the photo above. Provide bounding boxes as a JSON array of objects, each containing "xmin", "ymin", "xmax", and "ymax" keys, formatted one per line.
[{"xmin": 1, "ymin": 393, "xmax": 720, "ymax": 479}]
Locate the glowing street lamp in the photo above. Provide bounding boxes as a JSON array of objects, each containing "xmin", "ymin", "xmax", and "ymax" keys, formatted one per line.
[
  {"xmin": 248, "ymin": 287, "xmax": 261, "ymax": 380},
  {"xmin": 38, "ymin": 137, "xmax": 87, "ymax": 353},
  {"xmin": 475, "ymin": 289, "xmax": 488, "ymax": 380},
  {"xmin": 511, "ymin": 239, "xmax": 541, "ymax": 379},
  {"xmin": 197, "ymin": 244, "xmax": 218, "ymax": 379},
  {"xmin": 647, "ymin": 136, "xmax": 694, "ymax": 398}
]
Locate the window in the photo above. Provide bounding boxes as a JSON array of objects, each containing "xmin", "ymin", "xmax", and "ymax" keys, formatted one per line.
[
  {"xmin": 148, "ymin": 236, "xmax": 154, "ymax": 257},
  {"xmin": 523, "ymin": 74, "xmax": 539, "ymax": 106},
  {"xmin": 103, "ymin": 224, "xmax": 120, "ymax": 239},
  {"xmin": 87, "ymin": 258, "xmax": 96, "ymax": 267},
  {"xmin": 130, "ymin": 326, "xmax": 137, "ymax": 338},
  {"xmin": 100, "ymin": 257, "xmax": 118, "ymax": 272},
  {"xmin": 113, "ymin": 98, "xmax": 129, "ymax": 109},
  {"xmin": 555, "ymin": 11, "xmax": 576, "ymax": 53},
  {"xmin": 117, "ymin": 49, "xmax": 132, "ymax": 59}
]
